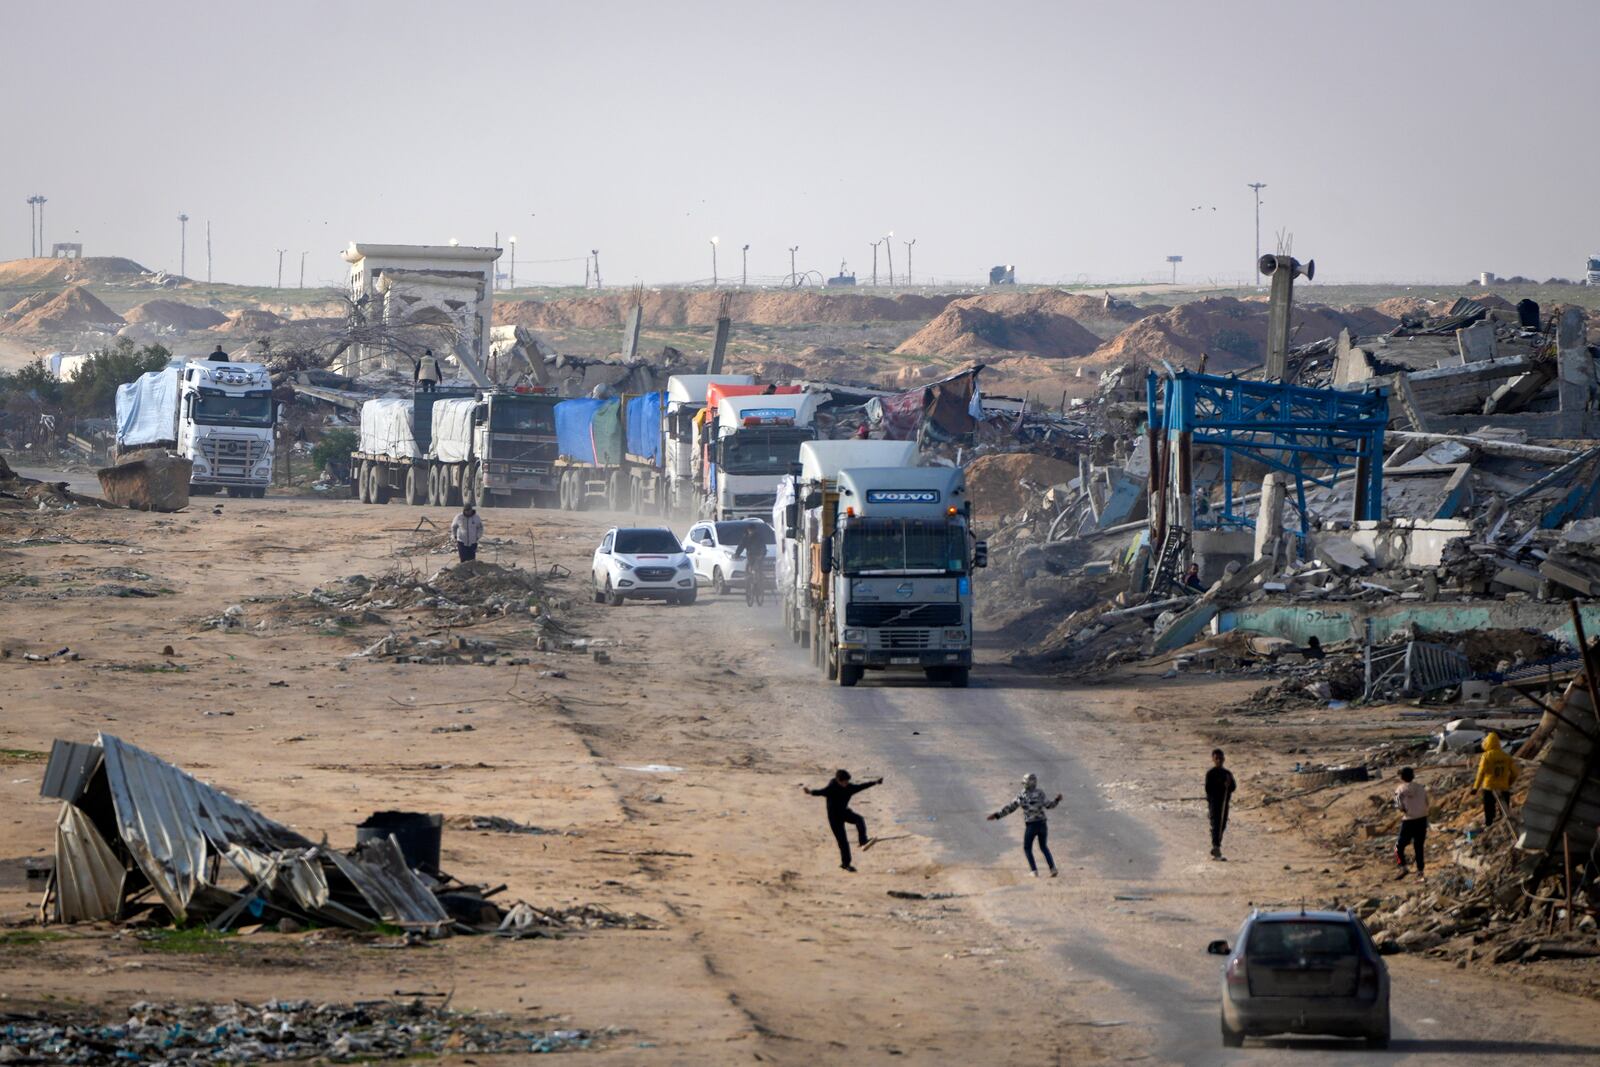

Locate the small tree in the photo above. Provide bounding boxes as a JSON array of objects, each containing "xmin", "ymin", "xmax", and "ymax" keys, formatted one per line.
[
  {"xmin": 62, "ymin": 339, "xmax": 173, "ymax": 416},
  {"xmin": 310, "ymin": 427, "xmax": 358, "ymax": 480}
]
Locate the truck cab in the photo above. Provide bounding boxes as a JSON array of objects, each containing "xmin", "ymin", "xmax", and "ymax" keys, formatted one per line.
[
  {"xmin": 1587, "ymin": 255, "xmax": 1600, "ymax": 286},
  {"xmin": 709, "ymin": 392, "xmax": 819, "ymax": 520},
  {"xmin": 665, "ymin": 374, "xmax": 754, "ymax": 516},
  {"xmin": 473, "ymin": 390, "xmax": 561, "ymax": 507},
  {"xmin": 178, "ymin": 361, "xmax": 276, "ymax": 496},
  {"xmin": 823, "ymin": 466, "xmax": 983, "ymax": 688}
]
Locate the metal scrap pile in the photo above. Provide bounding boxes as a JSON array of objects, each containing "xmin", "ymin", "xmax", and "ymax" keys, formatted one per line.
[{"xmin": 0, "ymin": 999, "xmax": 596, "ymax": 1064}]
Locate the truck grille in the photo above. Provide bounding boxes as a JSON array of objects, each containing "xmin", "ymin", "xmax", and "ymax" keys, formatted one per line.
[
  {"xmin": 847, "ymin": 603, "xmax": 962, "ymax": 627},
  {"xmin": 635, "ymin": 567, "xmax": 676, "ymax": 582},
  {"xmin": 199, "ymin": 436, "xmax": 265, "ymax": 480},
  {"xmin": 875, "ymin": 629, "xmax": 932, "ymax": 650}
]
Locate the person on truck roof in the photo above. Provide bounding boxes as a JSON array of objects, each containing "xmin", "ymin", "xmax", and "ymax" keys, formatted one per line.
[
  {"xmin": 416, "ymin": 349, "xmax": 442, "ymax": 393},
  {"xmin": 801, "ymin": 769, "xmax": 882, "ymax": 872},
  {"xmin": 451, "ymin": 503, "xmax": 481, "ymax": 563},
  {"xmin": 207, "ymin": 344, "xmax": 229, "ymax": 362}
]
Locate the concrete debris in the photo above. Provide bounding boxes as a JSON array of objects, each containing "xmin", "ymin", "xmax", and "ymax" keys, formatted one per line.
[{"xmin": 0, "ymin": 999, "xmax": 597, "ymax": 1063}]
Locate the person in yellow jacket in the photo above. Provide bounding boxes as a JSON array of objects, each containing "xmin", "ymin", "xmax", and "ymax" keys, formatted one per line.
[{"xmin": 1473, "ymin": 732, "xmax": 1518, "ymax": 829}]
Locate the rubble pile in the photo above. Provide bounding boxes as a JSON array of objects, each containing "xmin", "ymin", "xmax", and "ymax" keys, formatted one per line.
[
  {"xmin": 309, "ymin": 561, "xmax": 558, "ymax": 624},
  {"xmin": 0, "ymin": 999, "xmax": 597, "ymax": 1063},
  {"xmin": 0, "ymin": 453, "xmax": 97, "ymax": 510}
]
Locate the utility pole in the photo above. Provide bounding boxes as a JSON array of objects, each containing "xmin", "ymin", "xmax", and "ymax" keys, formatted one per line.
[
  {"xmin": 177, "ymin": 214, "xmax": 189, "ymax": 277},
  {"xmin": 299, "ymin": 250, "xmax": 308, "ymax": 289},
  {"xmin": 884, "ymin": 231, "xmax": 895, "ymax": 287},
  {"xmin": 26, "ymin": 197, "xmax": 39, "ymax": 257},
  {"xmin": 492, "ymin": 231, "xmax": 498, "ymax": 291},
  {"xmin": 591, "ymin": 249, "xmax": 602, "ymax": 290},
  {"xmin": 36, "ymin": 196, "xmax": 46, "ymax": 256},
  {"xmin": 206, "ymin": 221, "xmax": 213, "ymax": 283},
  {"xmin": 1248, "ymin": 182, "xmax": 1267, "ymax": 279},
  {"xmin": 709, "ymin": 236, "xmax": 719, "ymax": 287},
  {"xmin": 870, "ymin": 241, "xmax": 879, "ymax": 286},
  {"xmin": 276, "ymin": 249, "xmax": 287, "ymax": 289},
  {"xmin": 903, "ymin": 238, "xmax": 915, "ymax": 285},
  {"xmin": 507, "ymin": 235, "xmax": 517, "ymax": 289},
  {"xmin": 788, "ymin": 245, "xmax": 799, "ymax": 287},
  {"xmin": 741, "ymin": 243, "xmax": 749, "ymax": 287}
]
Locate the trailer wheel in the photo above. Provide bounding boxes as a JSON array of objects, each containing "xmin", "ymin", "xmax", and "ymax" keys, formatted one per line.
[
  {"xmin": 443, "ymin": 464, "xmax": 462, "ymax": 507},
  {"xmin": 405, "ymin": 466, "xmax": 425, "ymax": 506},
  {"xmin": 607, "ymin": 471, "xmax": 629, "ymax": 512},
  {"xmin": 355, "ymin": 461, "xmax": 370, "ymax": 503},
  {"xmin": 370, "ymin": 463, "xmax": 391, "ymax": 505},
  {"xmin": 572, "ymin": 471, "xmax": 589, "ymax": 511}
]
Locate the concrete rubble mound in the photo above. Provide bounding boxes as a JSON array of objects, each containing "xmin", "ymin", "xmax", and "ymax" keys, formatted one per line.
[
  {"xmin": 0, "ymin": 453, "xmax": 99, "ymax": 511},
  {"xmin": 0, "ymin": 999, "xmax": 597, "ymax": 1063}
]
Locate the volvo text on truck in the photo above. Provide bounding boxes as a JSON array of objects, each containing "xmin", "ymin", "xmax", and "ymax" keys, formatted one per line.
[{"xmin": 115, "ymin": 358, "xmax": 278, "ymax": 497}]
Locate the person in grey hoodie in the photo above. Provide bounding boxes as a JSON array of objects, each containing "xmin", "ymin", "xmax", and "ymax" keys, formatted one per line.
[{"xmin": 987, "ymin": 773, "xmax": 1062, "ymax": 877}]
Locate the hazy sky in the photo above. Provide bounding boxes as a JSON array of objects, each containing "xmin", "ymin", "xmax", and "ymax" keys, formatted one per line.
[{"xmin": 7, "ymin": 0, "xmax": 1597, "ymax": 289}]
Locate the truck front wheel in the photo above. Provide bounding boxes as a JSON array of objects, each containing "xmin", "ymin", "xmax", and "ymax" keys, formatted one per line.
[
  {"xmin": 837, "ymin": 664, "xmax": 862, "ymax": 687},
  {"xmin": 948, "ymin": 667, "xmax": 970, "ymax": 688}
]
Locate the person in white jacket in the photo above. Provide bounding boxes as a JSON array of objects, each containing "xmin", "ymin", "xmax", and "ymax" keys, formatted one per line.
[{"xmin": 450, "ymin": 504, "xmax": 482, "ymax": 562}]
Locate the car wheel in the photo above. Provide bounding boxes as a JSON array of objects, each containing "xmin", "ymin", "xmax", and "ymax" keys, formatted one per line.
[
  {"xmin": 605, "ymin": 577, "xmax": 623, "ymax": 607},
  {"xmin": 593, "ymin": 579, "xmax": 605, "ymax": 604},
  {"xmin": 713, "ymin": 567, "xmax": 728, "ymax": 596},
  {"xmin": 679, "ymin": 588, "xmax": 697, "ymax": 606},
  {"xmin": 1221, "ymin": 1017, "xmax": 1244, "ymax": 1049}
]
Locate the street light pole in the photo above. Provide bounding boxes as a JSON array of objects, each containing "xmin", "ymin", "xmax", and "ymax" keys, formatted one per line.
[
  {"xmin": 508, "ymin": 235, "xmax": 517, "ymax": 289},
  {"xmin": 177, "ymin": 214, "xmax": 189, "ymax": 277},
  {"xmin": 36, "ymin": 196, "xmax": 46, "ymax": 256},
  {"xmin": 299, "ymin": 250, "xmax": 308, "ymax": 289},
  {"xmin": 710, "ymin": 236, "xmax": 719, "ymax": 287},
  {"xmin": 741, "ymin": 244, "xmax": 749, "ymax": 288},
  {"xmin": 276, "ymin": 249, "xmax": 287, "ymax": 289},
  {"xmin": 903, "ymin": 238, "xmax": 916, "ymax": 285},
  {"xmin": 1248, "ymin": 182, "xmax": 1267, "ymax": 278},
  {"xmin": 788, "ymin": 245, "xmax": 799, "ymax": 287},
  {"xmin": 870, "ymin": 241, "xmax": 879, "ymax": 286},
  {"xmin": 26, "ymin": 197, "xmax": 39, "ymax": 257},
  {"xmin": 884, "ymin": 231, "xmax": 895, "ymax": 287}
]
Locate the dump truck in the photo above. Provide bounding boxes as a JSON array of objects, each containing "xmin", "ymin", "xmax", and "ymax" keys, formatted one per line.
[
  {"xmin": 792, "ymin": 464, "xmax": 985, "ymax": 688},
  {"xmin": 701, "ymin": 384, "xmax": 819, "ymax": 521},
  {"xmin": 350, "ymin": 387, "xmax": 560, "ymax": 507},
  {"xmin": 664, "ymin": 373, "xmax": 755, "ymax": 516},
  {"xmin": 114, "ymin": 358, "xmax": 277, "ymax": 497},
  {"xmin": 552, "ymin": 392, "xmax": 669, "ymax": 513},
  {"xmin": 773, "ymin": 439, "xmax": 920, "ymax": 650}
]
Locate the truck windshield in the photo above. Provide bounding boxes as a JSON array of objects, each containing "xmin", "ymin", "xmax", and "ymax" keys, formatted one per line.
[
  {"xmin": 719, "ymin": 429, "xmax": 807, "ymax": 474},
  {"xmin": 490, "ymin": 397, "xmax": 556, "ymax": 434},
  {"xmin": 193, "ymin": 388, "xmax": 273, "ymax": 426},
  {"xmin": 613, "ymin": 529, "xmax": 682, "ymax": 554},
  {"xmin": 841, "ymin": 518, "xmax": 967, "ymax": 575},
  {"xmin": 1589, "ymin": 258, "xmax": 1600, "ymax": 273}
]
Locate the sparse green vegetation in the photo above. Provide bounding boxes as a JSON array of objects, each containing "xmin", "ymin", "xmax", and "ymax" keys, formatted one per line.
[
  {"xmin": 0, "ymin": 929, "xmax": 66, "ymax": 945},
  {"xmin": 136, "ymin": 927, "xmax": 235, "ymax": 954},
  {"xmin": 0, "ymin": 748, "xmax": 46, "ymax": 762}
]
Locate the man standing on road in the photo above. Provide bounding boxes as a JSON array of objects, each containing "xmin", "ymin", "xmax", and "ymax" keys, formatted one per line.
[
  {"xmin": 801, "ymin": 769, "xmax": 881, "ymax": 872},
  {"xmin": 451, "ymin": 503, "xmax": 482, "ymax": 563},
  {"xmin": 1205, "ymin": 749, "xmax": 1237, "ymax": 861},
  {"xmin": 1474, "ymin": 732, "xmax": 1518, "ymax": 830},
  {"xmin": 987, "ymin": 773, "xmax": 1061, "ymax": 877},
  {"xmin": 1393, "ymin": 766, "xmax": 1429, "ymax": 882}
]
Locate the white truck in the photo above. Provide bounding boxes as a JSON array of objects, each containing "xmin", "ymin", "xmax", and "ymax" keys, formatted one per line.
[
  {"xmin": 1586, "ymin": 255, "xmax": 1600, "ymax": 286},
  {"xmin": 114, "ymin": 358, "xmax": 277, "ymax": 497},
  {"xmin": 664, "ymin": 373, "xmax": 755, "ymax": 516},
  {"xmin": 786, "ymin": 463, "xmax": 985, "ymax": 688},
  {"xmin": 706, "ymin": 391, "xmax": 821, "ymax": 521},
  {"xmin": 774, "ymin": 439, "xmax": 919, "ymax": 649}
]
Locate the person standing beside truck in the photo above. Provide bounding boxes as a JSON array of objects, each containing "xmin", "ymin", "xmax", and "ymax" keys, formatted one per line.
[
  {"xmin": 987, "ymin": 773, "xmax": 1061, "ymax": 877},
  {"xmin": 1474, "ymin": 732, "xmax": 1518, "ymax": 830},
  {"xmin": 801, "ymin": 769, "xmax": 882, "ymax": 872},
  {"xmin": 415, "ymin": 349, "xmax": 442, "ymax": 393},
  {"xmin": 451, "ymin": 503, "xmax": 482, "ymax": 563}
]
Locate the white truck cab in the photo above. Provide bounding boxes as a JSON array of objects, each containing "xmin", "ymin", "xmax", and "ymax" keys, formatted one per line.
[{"xmin": 710, "ymin": 392, "xmax": 820, "ymax": 520}]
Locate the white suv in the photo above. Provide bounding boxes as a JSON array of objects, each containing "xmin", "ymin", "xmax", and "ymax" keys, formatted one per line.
[
  {"xmin": 682, "ymin": 519, "xmax": 776, "ymax": 595},
  {"xmin": 593, "ymin": 527, "xmax": 697, "ymax": 606}
]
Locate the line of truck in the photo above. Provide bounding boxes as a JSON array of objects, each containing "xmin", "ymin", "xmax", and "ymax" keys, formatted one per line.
[{"xmin": 350, "ymin": 373, "xmax": 824, "ymax": 521}]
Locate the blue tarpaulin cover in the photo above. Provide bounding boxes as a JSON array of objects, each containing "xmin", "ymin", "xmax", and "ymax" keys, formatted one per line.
[
  {"xmin": 625, "ymin": 392, "xmax": 662, "ymax": 464},
  {"xmin": 555, "ymin": 398, "xmax": 623, "ymax": 465}
]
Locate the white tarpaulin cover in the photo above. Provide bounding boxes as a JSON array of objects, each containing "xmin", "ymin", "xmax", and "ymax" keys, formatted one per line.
[
  {"xmin": 114, "ymin": 364, "xmax": 180, "ymax": 448},
  {"xmin": 430, "ymin": 397, "xmax": 476, "ymax": 464},
  {"xmin": 360, "ymin": 397, "xmax": 421, "ymax": 459}
]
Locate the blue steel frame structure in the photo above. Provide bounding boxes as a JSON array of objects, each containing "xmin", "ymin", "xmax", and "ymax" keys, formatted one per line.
[{"xmin": 1146, "ymin": 370, "xmax": 1388, "ymax": 546}]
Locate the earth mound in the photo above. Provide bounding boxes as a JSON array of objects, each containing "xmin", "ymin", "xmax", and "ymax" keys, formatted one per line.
[
  {"xmin": 1, "ymin": 285, "xmax": 124, "ymax": 334},
  {"xmin": 965, "ymin": 452, "xmax": 1080, "ymax": 521},
  {"xmin": 0, "ymin": 256, "xmax": 151, "ymax": 288},
  {"xmin": 213, "ymin": 308, "xmax": 287, "ymax": 334},
  {"xmin": 495, "ymin": 290, "xmax": 953, "ymax": 330},
  {"xmin": 1082, "ymin": 297, "xmax": 1398, "ymax": 372},
  {"xmin": 894, "ymin": 291, "xmax": 1108, "ymax": 360},
  {"xmin": 125, "ymin": 300, "xmax": 227, "ymax": 331}
]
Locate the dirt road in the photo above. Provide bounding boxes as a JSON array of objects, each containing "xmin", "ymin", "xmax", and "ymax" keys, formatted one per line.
[{"xmin": 3, "ymin": 488, "xmax": 1600, "ymax": 1064}]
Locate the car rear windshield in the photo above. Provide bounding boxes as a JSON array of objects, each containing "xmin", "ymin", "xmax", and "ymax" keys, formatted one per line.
[
  {"xmin": 614, "ymin": 530, "xmax": 681, "ymax": 554},
  {"xmin": 1246, "ymin": 921, "xmax": 1359, "ymax": 959},
  {"xmin": 716, "ymin": 522, "xmax": 774, "ymax": 546}
]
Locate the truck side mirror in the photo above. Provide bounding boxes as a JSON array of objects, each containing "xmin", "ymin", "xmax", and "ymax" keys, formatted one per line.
[
  {"xmin": 784, "ymin": 502, "xmax": 798, "ymax": 535},
  {"xmin": 820, "ymin": 536, "xmax": 834, "ymax": 575},
  {"xmin": 973, "ymin": 541, "xmax": 988, "ymax": 568},
  {"xmin": 804, "ymin": 490, "xmax": 823, "ymax": 509}
]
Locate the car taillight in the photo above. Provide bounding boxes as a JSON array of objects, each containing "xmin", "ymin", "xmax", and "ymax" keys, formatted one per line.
[
  {"xmin": 1225, "ymin": 957, "xmax": 1249, "ymax": 997},
  {"xmin": 1357, "ymin": 958, "xmax": 1379, "ymax": 998}
]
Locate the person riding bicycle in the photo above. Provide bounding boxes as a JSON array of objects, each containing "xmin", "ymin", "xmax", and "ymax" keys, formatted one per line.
[{"xmin": 732, "ymin": 521, "xmax": 770, "ymax": 593}]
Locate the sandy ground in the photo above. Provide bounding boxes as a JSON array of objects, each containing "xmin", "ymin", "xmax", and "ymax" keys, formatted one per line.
[{"xmin": 3, "ymin": 476, "xmax": 1600, "ymax": 1065}]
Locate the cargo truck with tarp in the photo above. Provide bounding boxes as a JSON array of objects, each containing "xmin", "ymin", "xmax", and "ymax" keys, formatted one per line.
[
  {"xmin": 350, "ymin": 387, "xmax": 560, "ymax": 508},
  {"xmin": 553, "ymin": 392, "xmax": 669, "ymax": 513},
  {"xmin": 114, "ymin": 358, "xmax": 278, "ymax": 497},
  {"xmin": 664, "ymin": 373, "xmax": 755, "ymax": 516},
  {"xmin": 700, "ymin": 385, "xmax": 819, "ymax": 521}
]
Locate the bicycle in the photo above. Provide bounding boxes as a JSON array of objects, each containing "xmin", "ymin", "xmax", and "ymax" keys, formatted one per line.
[{"xmin": 744, "ymin": 556, "xmax": 769, "ymax": 607}]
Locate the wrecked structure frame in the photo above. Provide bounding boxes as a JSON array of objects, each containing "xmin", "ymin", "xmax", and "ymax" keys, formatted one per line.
[{"xmin": 1147, "ymin": 370, "xmax": 1389, "ymax": 551}]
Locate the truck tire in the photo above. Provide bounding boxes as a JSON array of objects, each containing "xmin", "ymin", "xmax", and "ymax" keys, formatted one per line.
[
  {"xmin": 557, "ymin": 471, "xmax": 571, "ymax": 510},
  {"xmin": 370, "ymin": 463, "xmax": 390, "ymax": 505},
  {"xmin": 607, "ymin": 471, "xmax": 629, "ymax": 512},
  {"xmin": 405, "ymin": 466, "xmax": 425, "ymax": 506},
  {"xmin": 356, "ymin": 461, "xmax": 370, "ymax": 503},
  {"xmin": 467, "ymin": 462, "xmax": 487, "ymax": 508},
  {"xmin": 837, "ymin": 664, "xmax": 861, "ymax": 687},
  {"xmin": 251, "ymin": 487, "xmax": 267, "ymax": 499},
  {"xmin": 444, "ymin": 464, "xmax": 462, "ymax": 507},
  {"xmin": 572, "ymin": 472, "xmax": 589, "ymax": 511},
  {"xmin": 948, "ymin": 667, "xmax": 971, "ymax": 689}
]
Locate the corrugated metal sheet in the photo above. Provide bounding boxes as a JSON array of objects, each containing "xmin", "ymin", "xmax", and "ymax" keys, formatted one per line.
[
  {"xmin": 40, "ymin": 739, "xmax": 103, "ymax": 803},
  {"xmin": 1519, "ymin": 719, "xmax": 1600, "ymax": 854},
  {"xmin": 327, "ymin": 837, "xmax": 449, "ymax": 927},
  {"xmin": 53, "ymin": 805, "xmax": 124, "ymax": 922}
]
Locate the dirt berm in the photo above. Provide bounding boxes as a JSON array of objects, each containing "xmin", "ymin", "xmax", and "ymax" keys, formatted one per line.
[
  {"xmin": 894, "ymin": 291, "xmax": 1137, "ymax": 361},
  {"xmin": 966, "ymin": 452, "xmax": 1079, "ymax": 521},
  {"xmin": 0, "ymin": 256, "xmax": 150, "ymax": 288},
  {"xmin": 0, "ymin": 286, "xmax": 124, "ymax": 334},
  {"xmin": 495, "ymin": 289, "xmax": 952, "ymax": 329},
  {"xmin": 125, "ymin": 300, "xmax": 228, "ymax": 331}
]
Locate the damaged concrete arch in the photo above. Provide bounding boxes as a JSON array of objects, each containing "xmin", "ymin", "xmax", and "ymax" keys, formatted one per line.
[{"xmin": 334, "ymin": 242, "xmax": 501, "ymax": 381}]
